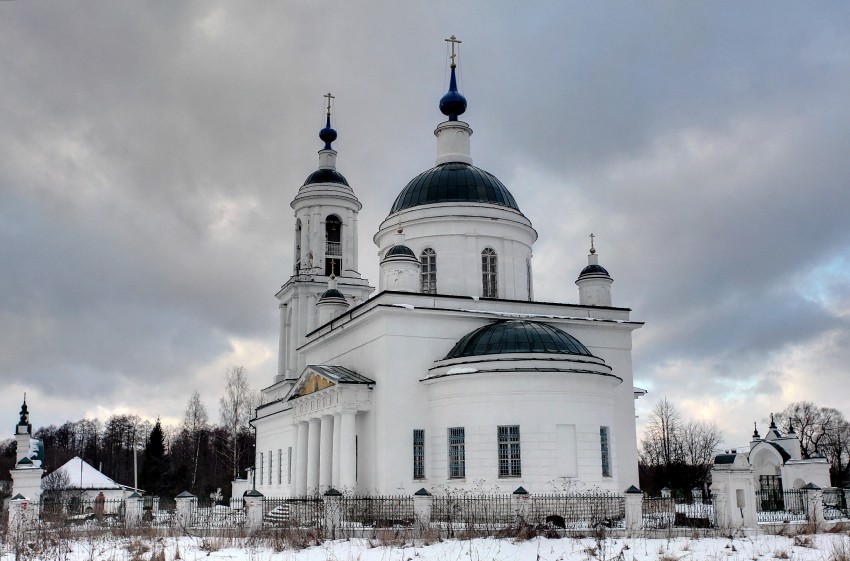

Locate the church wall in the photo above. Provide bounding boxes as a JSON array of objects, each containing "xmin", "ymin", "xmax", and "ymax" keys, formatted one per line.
[
  {"xmin": 268, "ymin": 291, "xmax": 641, "ymax": 496},
  {"xmin": 425, "ymin": 371, "xmax": 620, "ymax": 492},
  {"xmin": 375, "ymin": 204, "xmax": 536, "ymax": 300}
]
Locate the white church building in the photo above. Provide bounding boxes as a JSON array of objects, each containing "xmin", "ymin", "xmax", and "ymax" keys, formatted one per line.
[{"xmin": 251, "ymin": 42, "xmax": 645, "ymax": 496}]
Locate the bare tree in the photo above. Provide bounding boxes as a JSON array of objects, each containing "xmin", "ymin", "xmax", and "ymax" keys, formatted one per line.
[
  {"xmin": 182, "ymin": 390, "xmax": 208, "ymax": 491},
  {"xmin": 640, "ymin": 397, "xmax": 684, "ymax": 467},
  {"xmin": 219, "ymin": 366, "xmax": 256, "ymax": 480},
  {"xmin": 639, "ymin": 397, "xmax": 723, "ymax": 494},
  {"xmin": 775, "ymin": 401, "xmax": 850, "ymax": 485}
]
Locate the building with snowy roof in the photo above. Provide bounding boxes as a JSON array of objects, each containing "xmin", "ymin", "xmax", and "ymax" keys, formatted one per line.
[{"xmin": 249, "ymin": 39, "xmax": 645, "ymax": 497}]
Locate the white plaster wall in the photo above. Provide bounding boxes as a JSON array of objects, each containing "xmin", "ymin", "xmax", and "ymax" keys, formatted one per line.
[
  {"xmin": 292, "ymin": 299, "xmax": 639, "ymax": 495},
  {"xmin": 375, "ymin": 204, "xmax": 537, "ymax": 301}
]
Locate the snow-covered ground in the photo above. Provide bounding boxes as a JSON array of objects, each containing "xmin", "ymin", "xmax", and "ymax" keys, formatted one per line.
[{"xmin": 3, "ymin": 534, "xmax": 850, "ymax": 561}]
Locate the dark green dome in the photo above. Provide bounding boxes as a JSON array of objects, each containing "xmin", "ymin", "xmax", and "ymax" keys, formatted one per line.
[
  {"xmin": 444, "ymin": 320, "xmax": 593, "ymax": 360},
  {"xmin": 579, "ymin": 264, "xmax": 610, "ymax": 278},
  {"xmin": 319, "ymin": 288, "xmax": 346, "ymax": 300},
  {"xmin": 304, "ymin": 168, "xmax": 349, "ymax": 187},
  {"xmin": 384, "ymin": 244, "xmax": 416, "ymax": 258},
  {"xmin": 390, "ymin": 162, "xmax": 519, "ymax": 214}
]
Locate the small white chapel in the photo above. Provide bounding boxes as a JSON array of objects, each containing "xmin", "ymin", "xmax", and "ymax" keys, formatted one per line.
[{"xmin": 251, "ymin": 38, "xmax": 645, "ymax": 496}]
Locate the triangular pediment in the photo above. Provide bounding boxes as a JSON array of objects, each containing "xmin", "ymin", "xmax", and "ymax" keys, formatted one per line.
[
  {"xmin": 289, "ymin": 369, "xmax": 336, "ymax": 400},
  {"xmin": 287, "ymin": 365, "xmax": 375, "ymax": 401}
]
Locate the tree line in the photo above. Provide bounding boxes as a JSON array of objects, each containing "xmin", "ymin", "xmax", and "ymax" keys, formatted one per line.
[
  {"xmin": 0, "ymin": 366, "xmax": 257, "ymax": 499},
  {"xmin": 639, "ymin": 398, "xmax": 850, "ymax": 496}
]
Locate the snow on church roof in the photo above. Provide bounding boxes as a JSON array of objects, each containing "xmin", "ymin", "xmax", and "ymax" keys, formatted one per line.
[{"xmin": 53, "ymin": 456, "xmax": 129, "ymax": 490}]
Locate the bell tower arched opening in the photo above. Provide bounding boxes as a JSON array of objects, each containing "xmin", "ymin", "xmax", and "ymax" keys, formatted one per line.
[{"xmin": 325, "ymin": 215, "xmax": 342, "ymax": 276}]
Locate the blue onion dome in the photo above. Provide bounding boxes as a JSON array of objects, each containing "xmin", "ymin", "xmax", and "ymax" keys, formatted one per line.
[
  {"xmin": 390, "ymin": 162, "xmax": 519, "ymax": 213},
  {"xmin": 319, "ymin": 288, "xmax": 346, "ymax": 301},
  {"xmin": 578, "ymin": 263, "xmax": 610, "ymax": 278},
  {"xmin": 384, "ymin": 244, "xmax": 416, "ymax": 258},
  {"xmin": 439, "ymin": 65, "xmax": 467, "ymax": 121},
  {"xmin": 319, "ymin": 113, "xmax": 337, "ymax": 149},
  {"xmin": 303, "ymin": 168, "xmax": 349, "ymax": 186},
  {"xmin": 444, "ymin": 320, "xmax": 594, "ymax": 359}
]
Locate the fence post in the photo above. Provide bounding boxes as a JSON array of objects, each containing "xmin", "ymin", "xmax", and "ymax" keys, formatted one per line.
[
  {"xmin": 803, "ymin": 483, "xmax": 824, "ymax": 530},
  {"xmin": 7, "ymin": 494, "xmax": 34, "ymax": 537},
  {"xmin": 324, "ymin": 488, "xmax": 342, "ymax": 539},
  {"xmin": 244, "ymin": 489, "xmax": 264, "ymax": 531},
  {"xmin": 413, "ymin": 488, "xmax": 432, "ymax": 536},
  {"xmin": 624, "ymin": 486, "xmax": 643, "ymax": 532},
  {"xmin": 512, "ymin": 486, "xmax": 530, "ymax": 525},
  {"xmin": 175, "ymin": 491, "xmax": 196, "ymax": 529},
  {"xmin": 125, "ymin": 492, "xmax": 144, "ymax": 527}
]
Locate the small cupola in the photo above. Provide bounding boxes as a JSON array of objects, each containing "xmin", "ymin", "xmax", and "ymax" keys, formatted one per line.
[
  {"xmin": 316, "ymin": 273, "xmax": 349, "ymax": 324},
  {"xmin": 379, "ymin": 228, "xmax": 420, "ymax": 292},
  {"xmin": 576, "ymin": 234, "xmax": 613, "ymax": 306}
]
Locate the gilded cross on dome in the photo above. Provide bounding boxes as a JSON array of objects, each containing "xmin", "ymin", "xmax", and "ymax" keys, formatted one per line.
[
  {"xmin": 589, "ymin": 233, "xmax": 596, "ymax": 254},
  {"xmin": 445, "ymin": 35, "xmax": 462, "ymax": 68}
]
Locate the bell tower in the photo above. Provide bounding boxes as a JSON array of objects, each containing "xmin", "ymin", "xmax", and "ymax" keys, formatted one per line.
[{"xmin": 270, "ymin": 95, "xmax": 374, "ymax": 398}]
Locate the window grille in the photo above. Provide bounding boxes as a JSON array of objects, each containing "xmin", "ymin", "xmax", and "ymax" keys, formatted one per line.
[
  {"xmin": 482, "ymin": 248, "xmax": 498, "ymax": 298},
  {"xmin": 448, "ymin": 427, "xmax": 466, "ymax": 479},
  {"xmin": 413, "ymin": 429, "xmax": 425, "ymax": 479},
  {"xmin": 498, "ymin": 425, "xmax": 521, "ymax": 477},
  {"xmin": 600, "ymin": 426, "xmax": 611, "ymax": 477},
  {"xmin": 420, "ymin": 248, "xmax": 437, "ymax": 293}
]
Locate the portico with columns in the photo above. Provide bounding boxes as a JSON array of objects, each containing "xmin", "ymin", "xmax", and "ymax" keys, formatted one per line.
[{"xmin": 254, "ymin": 365, "xmax": 373, "ymax": 495}]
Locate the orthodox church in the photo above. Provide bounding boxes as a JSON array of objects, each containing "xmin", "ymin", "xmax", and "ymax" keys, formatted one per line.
[{"xmin": 252, "ymin": 40, "xmax": 644, "ymax": 496}]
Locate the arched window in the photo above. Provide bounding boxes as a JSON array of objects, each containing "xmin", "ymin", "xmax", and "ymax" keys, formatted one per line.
[
  {"xmin": 482, "ymin": 248, "xmax": 498, "ymax": 298},
  {"xmin": 420, "ymin": 248, "xmax": 437, "ymax": 294},
  {"xmin": 295, "ymin": 219, "xmax": 303, "ymax": 271},
  {"xmin": 325, "ymin": 215, "xmax": 342, "ymax": 276}
]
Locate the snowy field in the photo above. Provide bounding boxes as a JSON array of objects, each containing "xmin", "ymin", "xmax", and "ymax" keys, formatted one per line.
[{"xmin": 3, "ymin": 534, "xmax": 850, "ymax": 561}]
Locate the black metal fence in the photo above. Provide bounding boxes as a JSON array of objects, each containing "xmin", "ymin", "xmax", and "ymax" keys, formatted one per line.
[
  {"xmin": 755, "ymin": 489, "xmax": 808, "ymax": 523},
  {"xmin": 642, "ymin": 495, "xmax": 715, "ymax": 529},
  {"xmin": 262, "ymin": 497, "xmax": 323, "ymax": 528},
  {"xmin": 823, "ymin": 488, "xmax": 850, "ymax": 521},
  {"xmin": 530, "ymin": 493, "xmax": 625, "ymax": 529},
  {"xmin": 337, "ymin": 495, "xmax": 414, "ymax": 529},
  {"xmin": 431, "ymin": 494, "xmax": 516, "ymax": 534}
]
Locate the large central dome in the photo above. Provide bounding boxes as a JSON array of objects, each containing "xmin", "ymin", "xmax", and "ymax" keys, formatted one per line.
[{"xmin": 389, "ymin": 162, "xmax": 520, "ymax": 214}]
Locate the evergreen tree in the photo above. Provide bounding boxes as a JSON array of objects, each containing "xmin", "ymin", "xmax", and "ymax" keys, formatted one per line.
[{"xmin": 139, "ymin": 418, "xmax": 169, "ymax": 495}]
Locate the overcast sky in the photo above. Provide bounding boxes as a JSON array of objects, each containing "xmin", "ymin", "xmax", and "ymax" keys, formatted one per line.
[{"xmin": 2, "ymin": 2, "xmax": 849, "ymax": 452}]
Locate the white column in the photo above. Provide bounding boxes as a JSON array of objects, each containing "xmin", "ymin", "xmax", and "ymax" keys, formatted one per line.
[
  {"xmin": 295, "ymin": 421, "xmax": 308, "ymax": 496},
  {"xmin": 307, "ymin": 417, "xmax": 321, "ymax": 493},
  {"xmin": 319, "ymin": 415, "xmax": 334, "ymax": 490},
  {"xmin": 307, "ymin": 294, "xmax": 317, "ymax": 333},
  {"xmin": 332, "ymin": 412, "xmax": 342, "ymax": 488},
  {"xmin": 352, "ymin": 214, "xmax": 359, "ymax": 273},
  {"xmin": 277, "ymin": 303, "xmax": 286, "ymax": 380},
  {"xmin": 339, "ymin": 411, "xmax": 356, "ymax": 492}
]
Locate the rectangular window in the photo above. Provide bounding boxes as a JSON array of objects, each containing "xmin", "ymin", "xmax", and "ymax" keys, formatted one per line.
[
  {"xmin": 287, "ymin": 447, "xmax": 293, "ymax": 484},
  {"xmin": 258, "ymin": 452, "xmax": 264, "ymax": 486},
  {"xmin": 277, "ymin": 449, "xmax": 282, "ymax": 485},
  {"xmin": 448, "ymin": 427, "xmax": 465, "ymax": 479},
  {"xmin": 498, "ymin": 425, "xmax": 521, "ymax": 477},
  {"xmin": 413, "ymin": 429, "xmax": 425, "ymax": 479},
  {"xmin": 268, "ymin": 449, "xmax": 273, "ymax": 485},
  {"xmin": 600, "ymin": 426, "xmax": 611, "ymax": 477}
]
